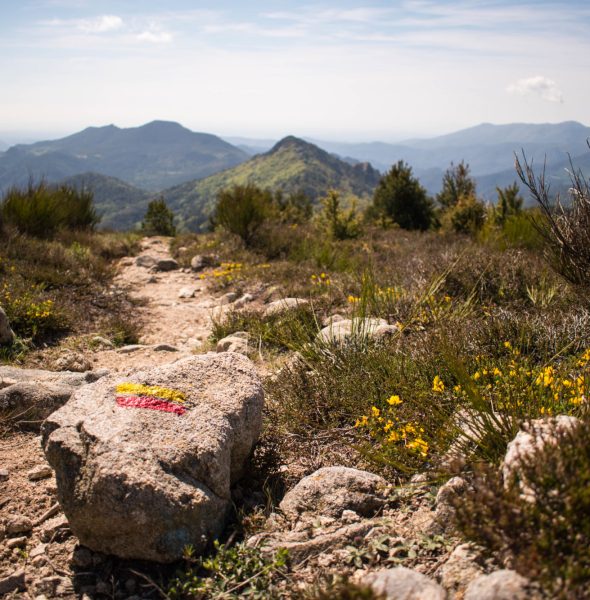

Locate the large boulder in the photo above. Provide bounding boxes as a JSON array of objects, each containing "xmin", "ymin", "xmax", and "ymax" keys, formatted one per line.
[
  {"xmin": 0, "ymin": 306, "xmax": 15, "ymax": 345},
  {"xmin": 279, "ymin": 466, "xmax": 390, "ymax": 522},
  {"xmin": 41, "ymin": 353, "xmax": 264, "ymax": 562},
  {"xmin": 0, "ymin": 366, "xmax": 108, "ymax": 429}
]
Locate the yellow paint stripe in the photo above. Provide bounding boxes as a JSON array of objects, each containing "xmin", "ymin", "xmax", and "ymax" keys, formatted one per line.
[{"xmin": 115, "ymin": 383, "xmax": 186, "ymax": 403}]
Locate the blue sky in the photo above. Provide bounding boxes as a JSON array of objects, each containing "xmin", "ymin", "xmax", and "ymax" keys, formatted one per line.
[{"xmin": 1, "ymin": 0, "xmax": 589, "ymax": 141}]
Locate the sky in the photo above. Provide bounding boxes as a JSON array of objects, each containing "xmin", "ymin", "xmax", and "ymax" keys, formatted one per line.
[{"xmin": 1, "ymin": 0, "xmax": 589, "ymax": 142}]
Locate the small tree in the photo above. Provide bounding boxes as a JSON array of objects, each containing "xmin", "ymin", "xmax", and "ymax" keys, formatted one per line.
[
  {"xmin": 446, "ymin": 194, "xmax": 486, "ymax": 234},
  {"xmin": 437, "ymin": 161, "xmax": 477, "ymax": 209},
  {"xmin": 214, "ymin": 184, "xmax": 273, "ymax": 247},
  {"xmin": 494, "ymin": 182, "xmax": 524, "ymax": 225},
  {"xmin": 319, "ymin": 189, "xmax": 362, "ymax": 240},
  {"xmin": 371, "ymin": 160, "xmax": 434, "ymax": 230},
  {"xmin": 141, "ymin": 197, "xmax": 176, "ymax": 236}
]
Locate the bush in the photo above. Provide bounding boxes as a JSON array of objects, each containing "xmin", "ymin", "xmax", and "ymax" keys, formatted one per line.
[
  {"xmin": 214, "ymin": 184, "xmax": 274, "ymax": 247},
  {"xmin": 370, "ymin": 160, "xmax": 434, "ymax": 230},
  {"xmin": 319, "ymin": 190, "xmax": 362, "ymax": 240},
  {"xmin": 453, "ymin": 419, "xmax": 590, "ymax": 599},
  {"xmin": 1, "ymin": 180, "xmax": 99, "ymax": 238},
  {"xmin": 516, "ymin": 151, "xmax": 590, "ymax": 286},
  {"xmin": 436, "ymin": 161, "xmax": 477, "ymax": 209},
  {"xmin": 443, "ymin": 194, "xmax": 486, "ymax": 234},
  {"xmin": 168, "ymin": 541, "xmax": 288, "ymax": 599},
  {"xmin": 141, "ymin": 197, "xmax": 176, "ymax": 236}
]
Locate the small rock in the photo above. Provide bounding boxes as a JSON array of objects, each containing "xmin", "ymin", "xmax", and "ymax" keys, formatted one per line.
[
  {"xmin": 29, "ymin": 543, "xmax": 48, "ymax": 559},
  {"xmin": 317, "ymin": 318, "xmax": 394, "ymax": 344},
  {"xmin": 151, "ymin": 344, "xmax": 179, "ymax": 352},
  {"xmin": 154, "ymin": 258, "xmax": 179, "ymax": 272},
  {"xmin": 363, "ymin": 566, "xmax": 446, "ymax": 600},
  {"xmin": 119, "ymin": 257, "xmax": 134, "ymax": 267},
  {"xmin": 464, "ymin": 569, "xmax": 540, "ymax": 600},
  {"xmin": 117, "ymin": 344, "xmax": 146, "ymax": 354},
  {"xmin": 178, "ymin": 287, "xmax": 197, "ymax": 299},
  {"xmin": 321, "ymin": 314, "xmax": 346, "ymax": 327},
  {"xmin": 28, "ymin": 465, "xmax": 53, "ymax": 481},
  {"xmin": 53, "ymin": 352, "xmax": 92, "ymax": 373},
  {"xmin": 6, "ymin": 536, "xmax": 27, "ymax": 548},
  {"xmin": 234, "ymin": 293, "xmax": 254, "ymax": 309},
  {"xmin": 40, "ymin": 514, "xmax": 70, "ymax": 542},
  {"xmin": 503, "ymin": 415, "xmax": 580, "ymax": 484},
  {"xmin": 6, "ymin": 515, "xmax": 33, "ymax": 536},
  {"xmin": 218, "ymin": 292, "xmax": 238, "ymax": 305},
  {"xmin": 190, "ymin": 254, "xmax": 218, "ymax": 272},
  {"xmin": 0, "ymin": 468, "xmax": 8, "ymax": 481},
  {"xmin": 433, "ymin": 476, "xmax": 468, "ymax": 532},
  {"xmin": 0, "ymin": 306, "xmax": 15, "ymax": 346},
  {"xmin": 279, "ymin": 466, "xmax": 390, "ymax": 522},
  {"xmin": 91, "ymin": 336, "xmax": 115, "ymax": 349},
  {"xmin": 341, "ymin": 509, "xmax": 361, "ymax": 524},
  {"xmin": 436, "ymin": 543, "xmax": 484, "ymax": 596},
  {"xmin": 263, "ymin": 297, "xmax": 309, "ymax": 317},
  {"xmin": 71, "ymin": 545, "xmax": 94, "ymax": 569},
  {"xmin": 0, "ymin": 569, "xmax": 25, "ymax": 595},
  {"xmin": 135, "ymin": 255, "xmax": 157, "ymax": 268},
  {"xmin": 147, "ymin": 276, "xmax": 158, "ymax": 284},
  {"xmin": 216, "ymin": 335, "xmax": 249, "ymax": 355}
]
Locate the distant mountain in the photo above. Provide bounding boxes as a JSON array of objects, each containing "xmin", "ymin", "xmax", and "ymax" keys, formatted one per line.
[
  {"xmin": 61, "ymin": 172, "xmax": 152, "ymax": 231},
  {"xmin": 222, "ymin": 136, "xmax": 276, "ymax": 156},
  {"xmin": 163, "ymin": 136, "xmax": 381, "ymax": 231},
  {"xmin": 312, "ymin": 121, "xmax": 590, "ymax": 197},
  {"xmin": 0, "ymin": 121, "xmax": 249, "ymax": 193}
]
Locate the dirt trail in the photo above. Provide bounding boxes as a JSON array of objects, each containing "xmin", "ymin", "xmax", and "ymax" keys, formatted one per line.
[{"xmin": 91, "ymin": 236, "xmax": 224, "ymax": 372}]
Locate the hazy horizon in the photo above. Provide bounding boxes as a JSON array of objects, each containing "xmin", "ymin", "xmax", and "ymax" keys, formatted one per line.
[{"xmin": 2, "ymin": 1, "xmax": 590, "ymax": 143}]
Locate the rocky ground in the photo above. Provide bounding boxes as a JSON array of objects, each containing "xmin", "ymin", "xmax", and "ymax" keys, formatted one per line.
[{"xmin": 0, "ymin": 238, "xmax": 546, "ymax": 599}]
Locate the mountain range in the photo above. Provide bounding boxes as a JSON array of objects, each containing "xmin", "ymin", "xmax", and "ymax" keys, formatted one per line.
[
  {"xmin": 162, "ymin": 136, "xmax": 380, "ymax": 231},
  {"xmin": 0, "ymin": 121, "xmax": 248, "ymax": 193},
  {"xmin": 1, "ymin": 119, "xmax": 589, "ymax": 230}
]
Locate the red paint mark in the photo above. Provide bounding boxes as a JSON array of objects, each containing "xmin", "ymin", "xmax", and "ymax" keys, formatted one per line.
[{"xmin": 115, "ymin": 395, "xmax": 186, "ymax": 415}]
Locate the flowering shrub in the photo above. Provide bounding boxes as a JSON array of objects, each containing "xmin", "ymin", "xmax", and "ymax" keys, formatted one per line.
[
  {"xmin": 355, "ymin": 393, "xmax": 430, "ymax": 467},
  {"xmin": 0, "ymin": 279, "xmax": 63, "ymax": 340}
]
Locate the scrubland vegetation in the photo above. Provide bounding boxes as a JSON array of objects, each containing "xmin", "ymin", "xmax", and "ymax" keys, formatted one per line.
[
  {"xmin": 0, "ymin": 180, "xmax": 140, "ymax": 361},
  {"xmin": 168, "ymin": 155, "xmax": 590, "ymax": 598},
  {"xmin": 2, "ymin": 153, "xmax": 590, "ymax": 598}
]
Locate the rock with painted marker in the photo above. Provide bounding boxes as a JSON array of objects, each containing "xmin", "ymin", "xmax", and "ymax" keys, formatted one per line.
[{"xmin": 41, "ymin": 353, "xmax": 264, "ymax": 562}]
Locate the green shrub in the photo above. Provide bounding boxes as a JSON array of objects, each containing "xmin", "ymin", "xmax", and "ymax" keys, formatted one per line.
[
  {"xmin": 1, "ymin": 180, "xmax": 99, "ymax": 238},
  {"xmin": 370, "ymin": 160, "xmax": 434, "ymax": 230},
  {"xmin": 141, "ymin": 197, "xmax": 176, "ymax": 236},
  {"xmin": 168, "ymin": 541, "xmax": 288, "ymax": 599},
  {"xmin": 214, "ymin": 184, "xmax": 274, "ymax": 247},
  {"xmin": 436, "ymin": 161, "xmax": 477, "ymax": 209},
  {"xmin": 453, "ymin": 418, "xmax": 590, "ymax": 599},
  {"xmin": 319, "ymin": 190, "xmax": 362, "ymax": 240},
  {"xmin": 211, "ymin": 304, "xmax": 322, "ymax": 354},
  {"xmin": 443, "ymin": 194, "xmax": 486, "ymax": 234}
]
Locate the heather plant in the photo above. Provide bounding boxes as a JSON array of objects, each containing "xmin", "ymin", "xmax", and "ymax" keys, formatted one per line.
[
  {"xmin": 516, "ymin": 150, "xmax": 590, "ymax": 287},
  {"xmin": 453, "ymin": 419, "xmax": 590, "ymax": 599}
]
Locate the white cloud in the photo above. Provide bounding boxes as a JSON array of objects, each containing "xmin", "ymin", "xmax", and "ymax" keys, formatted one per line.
[
  {"xmin": 78, "ymin": 15, "xmax": 123, "ymax": 33},
  {"xmin": 507, "ymin": 76, "xmax": 564, "ymax": 103},
  {"xmin": 136, "ymin": 30, "xmax": 173, "ymax": 44}
]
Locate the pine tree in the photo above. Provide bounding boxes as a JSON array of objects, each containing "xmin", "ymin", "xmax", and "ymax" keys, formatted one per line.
[
  {"xmin": 371, "ymin": 160, "xmax": 434, "ymax": 230},
  {"xmin": 141, "ymin": 197, "xmax": 176, "ymax": 236}
]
